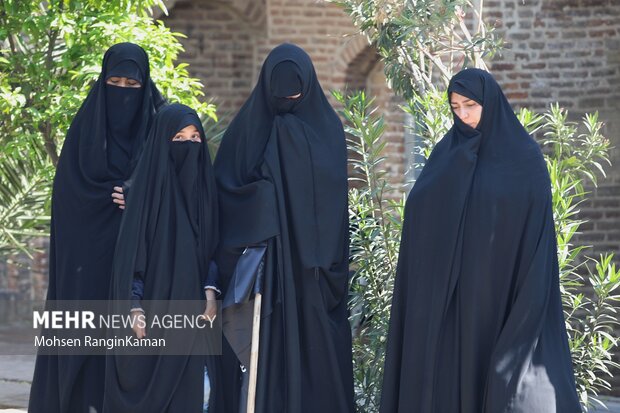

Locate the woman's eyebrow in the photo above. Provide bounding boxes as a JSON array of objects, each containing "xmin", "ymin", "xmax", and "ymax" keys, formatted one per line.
[{"xmin": 451, "ymin": 98, "xmax": 473, "ymax": 105}]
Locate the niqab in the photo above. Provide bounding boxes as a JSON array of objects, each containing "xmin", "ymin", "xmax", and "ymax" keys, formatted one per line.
[
  {"xmin": 214, "ymin": 43, "xmax": 354, "ymax": 413},
  {"xmin": 105, "ymin": 103, "xmax": 219, "ymax": 413},
  {"xmin": 29, "ymin": 42, "xmax": 164, "ymax": 413}
]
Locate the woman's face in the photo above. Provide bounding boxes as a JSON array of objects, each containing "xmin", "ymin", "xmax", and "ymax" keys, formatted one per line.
[
  {"xmin": 171, "ymin": 125, "xmax": 202, "ymax": 143},
  {"xmin": 450, "ymin": 92, "xmax": 482, "ymax": 129},
  {"xmin": 106, "ymin": 76, "xmax": 142, "ymax": 88}
]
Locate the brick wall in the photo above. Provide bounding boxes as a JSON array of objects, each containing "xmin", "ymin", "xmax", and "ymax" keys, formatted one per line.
[
  {"xmin": 485, "ymin": 0, "xmax": 620, "ymax": 262},
  {"xmin": 162, "ymin": 0, "xmax": 407, "ymax": 182},
  {"xmin": 163, "ymin": 0, "xmax": 620, "ymax": 208},
  {"xmin": 161, "ymin": 0, "xmax": 263, "ymax": 114}
]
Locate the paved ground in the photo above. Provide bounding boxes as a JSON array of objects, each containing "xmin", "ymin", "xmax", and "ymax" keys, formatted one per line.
[
  {"xmin": 2, "ymin": 352, "xmax": 620, "ymax": 412},
  {"xmin": 0, "ymin": 355, "xmax": 33, "ymax": 411},
  {"xmin": 591, "ymin": 398, "xmax": 620, "ymax": 412}
]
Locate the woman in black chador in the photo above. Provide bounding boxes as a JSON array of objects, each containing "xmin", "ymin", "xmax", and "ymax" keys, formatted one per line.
[
  {"xmin": 380, "ymin": 68, "xmax": 581, "ymax": 412},
  {"xmin": 104, "ymin": 103, "xmax": 220, "ymax": 412},
  {"xmin": 29, "ymin": 42, "xmax": 164, "ymax": 413},
  {"xmin": 214, "ymin": 43, "xmax": 354, "ymax": 413}
]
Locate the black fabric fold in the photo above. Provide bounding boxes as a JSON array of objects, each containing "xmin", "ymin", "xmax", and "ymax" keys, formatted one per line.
[
  {"xmin": 28, "ymin": 42, "xmax": 164, "ymax": 413},
  {"xmin": 380, "ymin": 68, "xmax": 581, "ymax": 413},
  {"xmin": 214, "ymin": 43, "xmax": 354, "ymax": 413},
  {"xmin": 104, "ymin": 103, "xmax": 219, "ymax": 413}
]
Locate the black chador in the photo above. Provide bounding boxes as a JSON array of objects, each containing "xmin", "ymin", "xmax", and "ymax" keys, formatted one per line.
[
  {"xmin": 29, "ymin": 43, "xmax": 164, "ymax": 413},
  {"xmin": 214, "ymin": 43, "xmax": 355, "ymax": 413},
  {"xmin": 104, "ymin": 103, "xmax": 219, "ymax": 413},
  {"xmin": 380, "ymin": 68, "xmax": 581, "ymax": 413}
]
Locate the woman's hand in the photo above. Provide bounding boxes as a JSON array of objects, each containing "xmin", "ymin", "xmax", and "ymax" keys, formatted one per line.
[
  {"xmin": 112, "ymin": 186, "xmax": 125, "ymax": 210},
  {"xmin": 203, "ymin": 289, "xmax": 217, "ymax": 321},
  {"xmin": 130, "ymin": 310, "xmax": 146, "ymax": 339}
]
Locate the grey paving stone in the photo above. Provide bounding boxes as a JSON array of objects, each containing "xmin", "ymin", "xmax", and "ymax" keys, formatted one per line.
[{"xmin": 0, "ymin": 381, "xmax": 29, "ymax": 410}]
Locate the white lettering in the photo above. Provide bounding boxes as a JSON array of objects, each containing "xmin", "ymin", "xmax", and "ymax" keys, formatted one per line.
[{"xmin": 33, "ymin": 311, "xmax": 48, "ymax": 329}]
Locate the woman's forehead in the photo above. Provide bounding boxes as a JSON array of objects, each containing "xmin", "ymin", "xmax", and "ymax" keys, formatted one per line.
[{"xmin": 450, "ymin": 92, "xmax": 474, "ymax": 102}]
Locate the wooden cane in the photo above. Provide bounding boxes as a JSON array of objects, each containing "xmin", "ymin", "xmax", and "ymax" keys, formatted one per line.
[{"xmin": 246, "ymin": 292, "xmax": 262, "ymax": 413}]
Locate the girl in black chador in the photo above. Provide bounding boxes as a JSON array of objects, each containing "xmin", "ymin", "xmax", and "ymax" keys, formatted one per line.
[
  {"xmin": 29, "ymin": 42, "xmax": 164, "ymax": 413},
  {"xmin": 104, "ymin": 103, "xmax": 220, "ymax": 413},
  {"xmin": 214, "ymin": 43, "xmax": 355, "ymax": 413},
  {"xmin": 380, "ymin": 68, "xmax": 581, "ymax": 413}
]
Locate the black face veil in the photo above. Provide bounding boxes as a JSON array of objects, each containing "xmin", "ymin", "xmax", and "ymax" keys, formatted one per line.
[
  {"xmin": 49, "ymin": 42, "xmax": 165, "ymax": 297},
  {"xmin": 215, "ymin": 44, "xmax": 348, "ymax": 261},
  {"xmin": 105, "ymin": 57, "xmax": 144, "ymax": 173},
  {"xmin": 28, "ymin": 43, "xmax": 165, "ymax": 413},
  {"xmin": 213, "ymin": 44, "xmax": 354, "ymax": 413},
  {"xmin": 105, "ymin": 103, "xmax": 219, "ymax": 412},
  {"xmin": 110, "ymin": 102, "xmax": 218, "ymax": 303},
  {"xmin": 380, "ymin": 68, "xmax": 580, "ymax": 413}
]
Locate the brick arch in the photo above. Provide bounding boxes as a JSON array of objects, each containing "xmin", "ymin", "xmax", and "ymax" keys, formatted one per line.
[
  {"xmin": 330, "ymin": 35, "xmax": 380, "ymax": 91},
  {"xmin": 344, "ymin": 44, "xmax": 381, "ymax": 91},
  {"xmin": 329, "ymin": 36, "xmax": 408, "ymax": 187}
]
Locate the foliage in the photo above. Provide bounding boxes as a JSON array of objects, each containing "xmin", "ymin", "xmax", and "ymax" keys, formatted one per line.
[
  {"xmin": 340, "ymin": 89, "xmax": 619, "ymax": 413},
  {"xmin": 330, "ymin": 0, "xmax": 502, "ymax": 99},
  {"xmin": 334, "ymin": 89, "xmax": 403, "ymax": 411},
  {"xmin": 517, "ymin": 105, "xmax": 620, "ymax": 408},
  {"xmin": 0, "ymin": 0, "xmax": 216, "ymax": 257},
  {"xmin": 334, "ymin": 92, "xmax": 620, "ymax": 412},
  {"xmin": 334, "ymin": 0, "xmax": 620, "ymax": 410},
  {"xmin": 402, "ymin": 86, "xmax": 452, "ymax": 162},
  {"xmin": 0, "ymin": 137, "xmax": 50, "ymax": 258}
]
